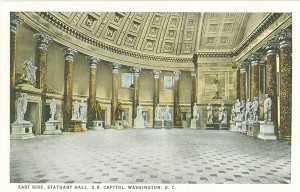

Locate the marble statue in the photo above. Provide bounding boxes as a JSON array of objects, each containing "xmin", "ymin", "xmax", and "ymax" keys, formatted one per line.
[
  {"xmin": 155, "ymin": 104, "xmax": 162, "ymax": 121},
  {"xmin": 245, "ymin": 99, "xmax": 251, "ymax": 122},
  {"xmin": 193, "ymin": 103, "xmax": 200, "ymax": 120},
  {"xmin": 49, "ymin": 98, "xmax": 57, "ymax": 121},
  {"xmin": 164, "ymin": 105, "xmax": 172, "ymax": 121},
  {"xmin": 80, "ymin": 100, "xmax": 87, "ymax": 121},
  {"xmin": 72, "ymin": 101, "xmax": 80, "ymax": 120},
  {"xmin": 234, "ymin": 99, "xmax": 241, "ymax": 121},
  {"xmin": 137, "ymin": 104, "xmax": 143, "ymax": 118},
  {"xmin": 95, "ymin": 101, "xmax": 102, "ymax": 120},
  {"xmin": 250, "ymin": 97, "xmax": 259, "ymax": 122},
  {"xmin": 230, "ymin": 105, "xmax": 235, "ymax": 121},
  {"xmin": 134, "ymin": 104, "xmax": 145, "ymax": 128},
  {"xmin": 264, "ymin": 94, "xmax": 272, "ymax": 122},
  {"xmin": 218, "ymin": 103, "xmax": 227, "ymax": 123},
  {"xmin": 22, "ymin": 58, "xmax": 37, "ymax": 84},
  {"xmin": 16, "ymin": 93, "xmax": 28, "ymax": 123},
  {"xmin": 207, "ymin": 103, "xmax": 213, "ymax": 123},
  {"xmin": 116, "ymin": 102, "xmax": 123, "ymax": 120}
]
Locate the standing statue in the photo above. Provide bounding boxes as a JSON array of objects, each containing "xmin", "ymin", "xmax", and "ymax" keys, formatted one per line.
[
  {"xmin": 193, "ymin": 103, "xmax": 200, "ymax": 120},
  {"xmin": 218, "ymin": 103, "xmax": 227, "ymax": 123},
  {"xmin": 207, "ymin": 103, "xmax": 213, "ymax": 123},
  {"xmin": 72, "ymin": 101, "xmax": 80, "ymax": 120},
  {"xmin": 264, "ymin": 94, "xmax": 272, "ymax": 122},
  {"xmin": 137, "ymin": 104, "xmax": 143, "ymax": 118},
  {"xmin": 155, "ymin": 104, "xmax": 162, "ymax": 121},
  {"xmin": 49, "ymin": 98, "xmax": 57, "ymax": 121},
  {"xmin": 16, "ymin": 93, "xmax": 28, "ymax": 123},
  {"xmin": 79, "ymin": 100, "xmax": 87, "ymax": 121},
  {"xmin": 176, "ymin": 106, "xmax": 182, "ymax": 121},
  {"xmin": 250, "ymin": 97, "xmax": 259, "ymax": 122},
  {"xmin": 244, "ymin": 99, "xmax": 251, "ymax": 122},
  {"xmin": 230, "ymin": 105, "xmax": 235, "ymax": 121},
  {"xmin": 95, "ymin": 101, "xmax": 102, "ymax": 120},
  {"xmin": 116, "ymin": 102, "xmax": 123, "ymax": 120},
  {"xmin": 22, "ymin": 58, "xmax": 37, "ymax": 84},
  {"xmin": 164, "ymin": 105, "xmax": 172, "ymax": 121},
  {"xmin": 234, "ymin": 99, "xmax": 241, "ymax": 121}
]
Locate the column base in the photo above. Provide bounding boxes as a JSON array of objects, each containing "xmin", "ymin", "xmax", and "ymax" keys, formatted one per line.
[
  {"xmin": 116, "ymin": 120, "xmax": 124, "ymax": 130},
  {"xmin": 11, "ymin": 121, "xmax": 35, "ymax": 140},
  {"xmin": 190, "ymin": 119, "xmax": 201, "ymax": 129},
  {"xmin": 164, "ymin": 120, "xmax": 172, "ymax": 129},
  {"xmin": 43, "ymin": 120, "xmax": 62, "ymax": 135},
  {"xmin": 258, "ymin": 121, "xmax": 277, "ymax": 140},
  {"xmin": 247, "ymin": 122, "xmax": 260, "ymax": 137},
  {"xmin": 68, "ymin": 120, "xmax": 83, "ymax": 132},
  {"xmin": 89, "ymin": 120, "xmax": 104, "ymax": 131},
  {"xmin": 154, "ymin": 120, "xmax": 162, "ymax": 129}
]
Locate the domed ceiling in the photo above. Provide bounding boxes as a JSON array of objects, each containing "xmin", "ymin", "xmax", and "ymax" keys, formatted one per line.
[{"xmin": 19, "ymin": 12, "xmax": 274, "ymax": 70}]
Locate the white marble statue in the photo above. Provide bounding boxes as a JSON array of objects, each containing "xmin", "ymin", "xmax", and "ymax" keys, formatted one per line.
[
  {"xmin": 218, "ymin": 103, "xmax": 227, "ymax": 123},
  {"xmin": 230, "ymin": 105, "xmax": 235, "ymax": 121},
  {"xmin": 193, "ymin": 103, "xmax": 200, "ymax": 120},
  {"xmin": 49, "ymin": 98, "xmax": 57, "ymax": 121},
  {"xmin": 244, "ymin": 99, "xmax": 251, "ymax": 122},
  {"xmin": 234, "ymin": 99, "xmax": 241, "ymax": 121},
  {"xmin": 137, "ymin": 104, "xmax": 143, "ymax": 118},
  {"xmin": 72, "ymin": 101, "xmax": 80, "ymax": 120},
  {"xmin": 16, "ymin": 93, "xmax": 28, "ymax": 123},
  {"xmin": 250, "ymin": 97, "xmax": 259, "ymax": 122},
  {"xmin": 22, "ymin": 58, "xmax": 37, "ymax": 83},
  {"xmin": 164, "ymin": 105, "xmax": 172, "ymax": 121},
  {"xmin": 155, "ymin": 104, "xmax": 162, "ymax": 121},
  {"xmin": 207, "ymin": 103, "xmax": 213, "ymax": 123},
  {"xmin": 80, "ymin": 100, "xmax": 87, "ymax": 121},
  {"xmin": 264, "ymin": 94, "xmax": 272, "ymax": 122}
]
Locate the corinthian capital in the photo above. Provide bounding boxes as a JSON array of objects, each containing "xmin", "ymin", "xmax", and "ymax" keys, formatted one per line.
[
  {"xmin": 275, "ymin": 29, "xmax": 292, "ymax": 49},
  {"xmin": 62, "ymin": 47, "xmax": 77, "ymax": 61},
  {"xmin": 10, "ymin": 13, "xmax": 23, "ymax": 33},
  {"xmin": 262, "ymin": 39, "xmax": 278, "ymax": 56},
  {"xmin": 86, "ymin": 56, "xmax": 100, "ymax": 68},
  {"xmin": 173, "ymin": 71, "xmax": 181, "ymax": 80},
  {"xmin": 191, "ymin": 71, "xmax": 197, "ymax": 77},
  {"xmin": 111, "ymin": 63, "xmax": 121, "ymax": 74},
  {"xmin": 248, "ymin": 52, "xmax": 263, "ymax": 66},
  {"xmin": 152, "ymin": 70, "xmax": 161, "ymax": 79},
  {"xmin": 130, "ymin": 67, "xmax": 142, "ymax": 77},
  {"xmin": 33, "ymin": 33, "xmax": 53, "ymax": 51}
]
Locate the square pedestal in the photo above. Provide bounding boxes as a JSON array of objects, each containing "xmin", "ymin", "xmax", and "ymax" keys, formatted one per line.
[
  {"xmin": 219, "ymin": 123, "xmax": 229, "ymax": 130},
  {"xmin": 134, "ymin": 117, "xmax": 145, "ymax": 128},
  {"xmin": 90, "ymin": 120, "xmax": 104, "ymax": 130},
  {"xmin": 247, "ymin": 122, "xmax": 260, "ymax": 137},
  {"xmin": 164, "ymin": 121, "xmax": 172, "ymax": 129},
  {"xmin": 190, "ymin": 119, "xmax": 201, "ymax": 129},
  {"xmin": 241, "ymin": 121, "xmax": 248, "ymax": 134},
  {"xmin": 229, "ymin": 121, "xmax": 237, "ymax": 131},
  {"xmin": 11, "ymin": 121, "xmax": 35, "ymax": 139},
  {"xmin": 68, "ymin": 120, "xmax": 83, "ymax": 132},
  {"xmin": 154, "ymin": 121, "xmax": 162, "ymax": 129},
  {"xmin": 116, "ymin": 120, "xmax": 124, "ymax": 130},
  {"xmin": 206, "ymin": 123, "xmax": 219, "ymax": 130},
  {"xmin": 235, "ymin": 120, "xmax": 242, "ymax": 132},
  {"xmin": 43, "ymin": 120, "xmax": 62, "ymax": 135},
  {"xmin": 81, "ymin": 121, "xmax": 87, "ymax": 131},
  {"xmin": 258, "ymin": 121, "xmax": 277, "ymax": 140}
]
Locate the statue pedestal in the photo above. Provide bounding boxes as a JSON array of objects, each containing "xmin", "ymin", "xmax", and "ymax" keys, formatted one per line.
[
  {"xmin": 190, "ymin": 119, "xmax": 200, "ymax": 129},
  {"xmin": 247, "ymin": 122, "xmax": 260, "ymax": 137},
  {"xmin": 68, "ymin": 120, "xmax": 83, "ymax": 132},
  {"xmin": 174, "ymin": 120, "xmax": 182, "ymax": 128},
  {"xmin": 206, "ymin": 123, "xmax": 218, "ymax": 130},
  {"xmin": 43, "ymin": 120, "xmax": 62, "ymax": 135},
  {"xmin": 219, "ymin": 123, "xmax": 229, "ymax": 130},
  {"xmin": 89, "ymin": 120, "xmax": 104, "ymax": 130},
  {"xmin": 133, "ymin": 116, "xmax": 145, "ymax": 128},
  {"xmin": 115, "ymin": 120, "xmax": 124, "ymax": 130},
  {"xmin": 154, "ymin": 120, "xmax": 162, "ymax": 129},
  {"xmin": 229, "ymin": 121, "xmax": 236, "ymax": 131},
  {"xmin": 258, "ymin": 121, "xmax": 277, "ymax": 140},
  {"xmin": 241, "ymin": 121, "xmax": 248, "ymax": 134},
  {"xmin": 81, "ymin": 121, "xmax": 87, "ymax": 131},
  {"xmin": 164, "ymin": 120, "xmax": 172, "ymax": 129},
  {"xmin": 235, "ymin": 120, "xmax": 242, "ymax": 132},
  {"xmin": 11, "ymin": 121, "xmax": 35, "ymax": 140}
]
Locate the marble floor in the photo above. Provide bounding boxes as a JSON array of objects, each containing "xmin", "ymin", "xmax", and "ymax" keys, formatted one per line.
[{"xmin": 10, "ymin": 129, "xmax": 291, "ymax": 184}]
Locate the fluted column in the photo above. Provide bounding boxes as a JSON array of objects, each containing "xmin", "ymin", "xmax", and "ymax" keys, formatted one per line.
[
  {"xmin": 111, "ymin": 63, "xmax": 121, "ymax": 128},
  {"xmin": 33, "ymin": 33, "xmax": 52, "ymax": 134},
  {"xmin": 152, "ymin": 70, "xmax": 161, "ymax": 123},
  {"xmin": 62, "ymin": 48, "xmax": 77, "ymax": 131},
  {"xmin": 191, "ymin": 71, "xmax": 197, "ymax": 115},
  {"xmin": 10, "ymin": 13, "xmax": 23, "ymax": 125},
  {"xmin": 262, "ymin": 39, "xmax": 278, "ymax": 134},
  {"xmin": 86, "ymin": 56, "xmax": 99, "ymax": 128},
  {"xmin": 276, "ymin": 29, "xmax": 292, "ymax": 140},
  {"xmin": 237, "ymin": 62, "xmax": 248, "ymax": 102},
  {"xmin": 130, "ymin": 67, "xmax": 142, "ymax": 124},
  {"xmin": 173, "ymin": 71, "xmax": 181, "ymax": 127}
]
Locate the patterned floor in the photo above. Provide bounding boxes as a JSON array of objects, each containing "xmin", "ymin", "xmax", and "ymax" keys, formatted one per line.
[{"xmin": 10, "ymin": 129, "xmax": 291, "ymax": 184}]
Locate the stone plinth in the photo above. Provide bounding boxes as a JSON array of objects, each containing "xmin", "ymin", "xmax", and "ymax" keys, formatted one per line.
[
  {"xmin": 89, "ymin": 120, "xmax": 104, "ymax": 130},
  {"xmin": 68, "ymin": 120, "xmax": 83, "ymax": 132},
  {"xmin": 247, "ymin": 122, "xmax": 260, "ymax": 137},
  {"xmin": 229, "ymin": 121, "xmax": 235, "ymax": 131},
  {"xmin": 219, "ymin": 123, "xmax": 229, "ymax": 130},
  {"xmin": 154, "ymin": 120, "xmax": 162, "ymax": 129},
  {"xmin": 164, "ymin": 120, "xmax": 172, "ymax": 129},
  {"xmin": 206, "ymin": 123, "xmax": 219, "ymax": 130},
  {"xmin": 235, "ymin": 120, "xmax": 243, "ymax": 132},
  {"xmin": 11, "ymin": 121, "xmax": 35, "ymax": 139},
  {"xmin": 116, "ymin": 120, "xmax": 124, "ymax": 130},
  {"xmin": 81, "ymin": 121, "xmax": 87, "ymax": 131},
  {"xmin": 43, "ymin": 120, "xmax": 62, "ymax": 135},
  {"xmin": 258, "ymin": 121, "xmax": 277, "ymax": 140},
  {"xmin": 134, "ymin": 116, "xmax": 145, "ymax": 128},
  {"xmin": 241, "ymin": 121, "xmax": 248, "ymax": 134},
  {"xmin": 190, "ymin": 119, "xmax": 201, "ymax": 129}
]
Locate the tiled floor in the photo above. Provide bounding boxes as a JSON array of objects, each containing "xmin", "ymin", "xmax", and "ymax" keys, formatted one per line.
[{"xmin": 10, "ymin": 129, "xmax": 291, "ymax": 184}]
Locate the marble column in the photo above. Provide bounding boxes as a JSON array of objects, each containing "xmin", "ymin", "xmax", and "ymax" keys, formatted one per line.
[
  {"xmin": 276, "ymin": 29, "xmax": 292, "ymax": 140},
  {"xmin": 33, "ymin": 33, "xmax": 52, "ymax": 134},
  {"xmin": 111, "ymin": 63, "xmax": 121, "ymax": 128},
  {"xmin": 191, "ymin": 71, "xmax": 197, "ymax": 116},
  {"xmin": 62, "ymin": 48, "xmax": 77, "ymax": 131},
  {"xmin": 130, "ymin": 67, "xmax": 142, "ymax": 124},
  {"xmin": 262, "ymin": 39, "xmax": 278, "ymax": 134},
  {"xmin": 152, "ymin": 70, "xmax": 161, "ymax": 123},
  {"xmin": 237, "ymin": 62, "xmax": 248, "ymax": 102},
  {"xmin": 173, "ymin": 71, "xmax": 181, "ymax": 127},
  {"xmin": 249, "ymin": 53, "xmax": 263, "ymax": 100},
  {"xmin": 10, "ymin": 13, "xmax": 23, "ymax": 125},
  {"xmin": 236, "ymin": 69, "xmax": 240, "ymax": 100},
  {"xmin": 86, "ymin": 56, "xmax": 99, "ymax": 128}
]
